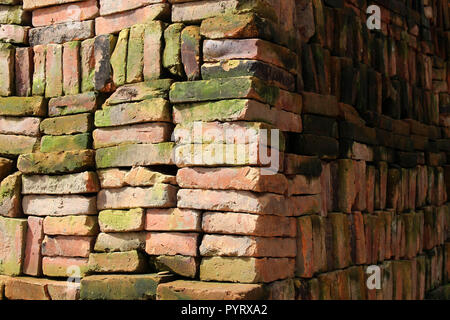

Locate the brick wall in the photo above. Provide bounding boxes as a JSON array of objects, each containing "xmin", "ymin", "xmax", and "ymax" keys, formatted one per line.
[{"xmin": 0, "ymin": 0, "xmax": 449, "ymax": 300}]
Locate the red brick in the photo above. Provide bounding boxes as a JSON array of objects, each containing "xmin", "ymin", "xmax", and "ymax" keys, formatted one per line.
[
  {"xmin": 181, "ymin": 25, "xmax": 201, "ymax": 81},
  {"xmin": 200, "ymin": 235, "xmax": 296, "ymax": 258},
  {"xmin": 201, "ymin": 212, "xmax": 296, "ymax": 237},
  {"xmin": 353, "ymin": 160, "xmax": 367, "ymax": 211},
  {"xmin": 287, "ymin": 174, "xmax": 321, "ymax": 196},
  {"xmin": 95, "ymin": 4, "xmax": 170, "ymax": 35},
  {"xmin": 296, "ymin": 216, "xmax": 314, "ymax": 278},
  {"xmin": 347, "ymin": 212, "xmax": 367, "ymax": 265},
  {"xmin": 337, "ymin": 159, "xmax": 356, "ymax": 213},
  {"xmin": 146, "ymin": 232, "xmax": 199, "ymax": 256},
  {"xmin": 177, "ymin": 167, "xmax": 288, "ymax": 195},
  {"xmin": 326, "ymin": 213, "xmax": 352, "ymax": 270},
  {"xmin": 289, "ymin": 195, "xmax": 322, "ymax": 216},
  {"xmin": 366, "ymin": 165, "xmax": 375, "ymax": 213},
  {"xmin": 63, "ymin": 41, "xmax": 81, "ymax": 95},
  {"xmin": 23, "ymin": 216, "xmax": 44, "ymax": 276}
]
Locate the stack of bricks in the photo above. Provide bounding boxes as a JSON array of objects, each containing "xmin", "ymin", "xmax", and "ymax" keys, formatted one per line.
[{"xmin": 0, "ymin": 0, "xmax": 450, "ymax": 301}]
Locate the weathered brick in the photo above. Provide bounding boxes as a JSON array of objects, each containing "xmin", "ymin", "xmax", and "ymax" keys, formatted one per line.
[
  {"xmin": 95, "ymin": 4, "xmax": 170, "ymax": 35},
  {"xmin": 200, "ymin": 257, "xmax": 294, "ymax": 283},
  {"xmin": 40, "ymin": 133, "xmax": 91, "ymax": 153},
  {"xmin": 0, "ymin": 24, "xmax": 29, "ymax": 44},
  {"xmin": 22, "ymin": 171, "xmax": 99, "ymax": 195},
  {"xmin": 170, "ymin": 76, "xmax": 301, "ymax": 113},
  {"xmin": 104, "ymin": 79, "xmax": 172, "ymax": 105},
  {"xmin": 95, "ymin": 143, "xmax": 174, "ymax": 168},
  {"xmin": 5, "ymin": 277, "xmax": 49, "ymax": 300},
  {"xmin": 97, "ymin": 184, "xmax": 177, "ymax": 210},
  {"xmin": 94, "ymin": 34, "xmax": 116, "ymax": 92},
  {"xmin": 163, "ymin": 23, "xmax": 184, "ymax": 77},
  {"xmin": 287, "ymin": 175, "xmax": 321, "ymax": 196},
  {"xmin": 94, "ymin": 232, "xmax": 146, "ymax": 253},
  {"xmin": 42, "ymin": 256, "xmax": 89, "ymax": 277},
  {"xmin": 88, "ymin": 250, "xmax": 146, "ymax": 273},
  {"xmin": 347, "ymin": 211, "xmax": 367, "ymax": 265},
  {"xmin": 47, "ymin": 281, "xmax": 80, "ymax": 300},
  {"xmin": 171, "ymin": 0, "xmax": 276, "ymax": 23},
  {"xmin": 32, "ymin": 45, "xmax": 46, "ymax": 96},
  {"xmin": 45, "ymin": 44, "xmax": 63, "ymax": 98},
  {"xmin": 145, "ymin": 208, "xmax": 201, "ymax": 232},
  {"xmin": 29, "ymin": 20, "xmax": 95, "ymax": 46},
  {"xmin": 181, "ymin": 25, "xmax": 201, "ymax": 80},
  {"xmin": 289, "ymin": 195, "xmax": 322, "ymax": 216},
  {"xmin": 95, "ymin": 98, "xmax": 171, "ymax": 127},
  {"xmin": 203, "ymin": 39, "xmax": 297, "ymax": 73},
  {"xmin": 32, "ymin": 0, "xmax": 99, "ymax": 27},
  {"xmin": 93, "ymin": 123, "xmax": 172, "ymax": 148},
  {"xmin": 98, "ymin": 208, "xmax": 144, "ymax": 233},
  {"xmin": 178, "ymin": 188, "xmax": 290, "ymax": 216},
  {"xmin": 0, "ymin": 216, "xmax": 27, "ymax": 275},
  {"xmin": 326, "ymin": 213, "xmax": 352, "ymax": 270},
  {"xmin": 15, "ymin": 47, "xmax": 33, "ymax": 96},
  {"xmin": 0, "ymin": 134, "xmax": 39, "ymax": 156},
  {"xmin": 44, "ymin": 215, "xmax": 98, "ymax": 236},
  {"xmin": 0, "ymin": 96, "xmax": 46, "ymax": 117},
  {"xmin": 174, "ymin": 142, "xmax": 283, "ymax": 167},
  {"xmin": 200, "ymin": 235, "xmax": 296, "ymax": 258},
  {"xmin": 0, "ymin": 43, "xmax": 15, "ymax": 96},
  {"xmin": 18, "ymin": 150, "xmax": 95, "ymax": 174},
  {"xmin": 0, "ymin": 172, "xmax": 22, "ymax": 218},
  {"xmin": 40, "ymin": 113, "xmax": 93, "ymax": 136},
  {"xmin": 23, "ymin": 216, "xmax": 44, "ymax": 276},
  {"xmin": 110, "ymin": 28, "xmax": 128, "ymax": 87},
  {"xmin": 63, "ymin": 41, "xmax": 81, "ymax": 95},
  {"xmin": 202, "ymin": 59, "xmax": 295, "ymax": 91},
  {"xmin": 146, "ymin": 232, "xmax": 199, "ymax": 256},
  {"xmin": 0, "ymin": 158, "xmax": 14, "ymax": 181},
  {"xmin": 80, "ymin": 38, "xmax": 95, "ymax": 92},
  {"xmin": 23, "ymin": 0, "xmax": 81, "ymax": 10},
  {"xmin": 173, "ymin": 99, "xmax": 270, "ymax": 124},
  {"xmin": 143, "ymin": 21, "xmax": 164, "ymax": 80},
  {"xmin": 202, "ymin": 211, "xmax": 295, "ymax": 237},
  {"xmin": 80, "ymin": 273, "xmax": 174, "ymax": 300},
  {"xmin": 151, "ymin": 255, "xmax": 199, "ymax": 278},
  {"xmin": 296, "ymin": 216, "xmax": 314, "ymax": 278},
  {"xmin": 49, "ymin": 92, "xmax": 99, "ymax": 117},
  {"xmin": 177, "ymin": 167, "xmax": 287, "ymax": 194},
  {"xmin": 157, "ymin": 280, "xmax": 264, "ymax": 300},
  {"xmin": 98, "ymin": 167, "xmax": 175, "ymax": 189},
  {"xmin": 310, "ymin": 215, "xmax": 327, "ymax": 274},
  {"xmin": 42, "ymin": 235, "xmax": 94, "ymax": 258},
  {"xmin": 0, "ymin": 4, "xmax": 30, "ymax": 24}
]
